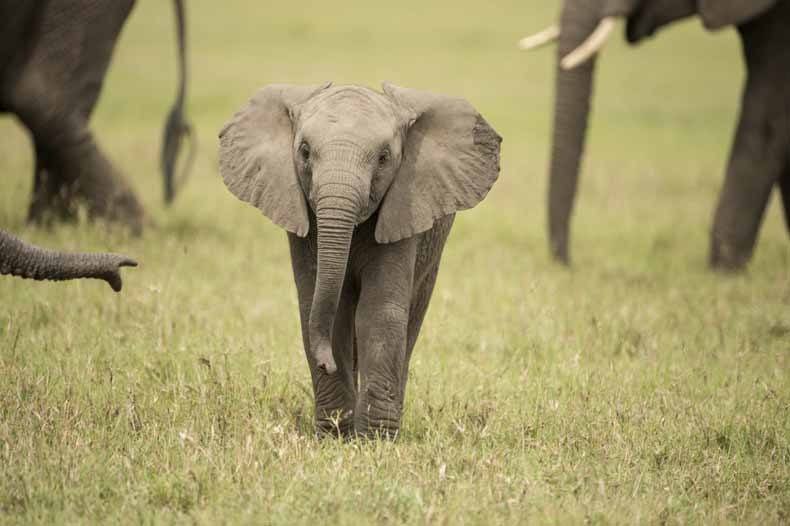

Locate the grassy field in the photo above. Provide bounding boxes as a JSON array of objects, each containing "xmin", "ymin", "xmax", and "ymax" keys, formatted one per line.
[{"xmin": 1, "ymin": 0, "xmax": 788, "ymax": 523}]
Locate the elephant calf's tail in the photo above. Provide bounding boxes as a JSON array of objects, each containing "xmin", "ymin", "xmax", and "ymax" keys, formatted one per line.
[{"xmin": 160, "ymin": 0, "xmax": 194, "ymax": 205}]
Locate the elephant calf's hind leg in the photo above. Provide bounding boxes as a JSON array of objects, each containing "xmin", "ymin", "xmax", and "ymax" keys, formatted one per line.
[{"xmin": 313, "ymin": 289, "xmax": 357, "ymax": 438}]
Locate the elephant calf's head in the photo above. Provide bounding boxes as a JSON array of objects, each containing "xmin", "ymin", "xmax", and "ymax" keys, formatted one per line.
[
  {"xmin": 219, "ymin": 82, "xmax": 501, "ymax": 373},
  {"xmin": 290, "ymin": 85, "xmax": 413, "ymax": 228}
]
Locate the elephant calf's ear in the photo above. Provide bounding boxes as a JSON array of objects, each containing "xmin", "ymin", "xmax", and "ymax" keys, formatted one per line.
[
  {"xmin": 218, "ymin": 83, "xmax": 331, "ymax": 237},
  {"xmin": 697, "ymin": 0, "xmax": 776, "ymax": 29},
  {"xmin": 376, "ymin": 83, "xmax": 502, "ymax": 244}
]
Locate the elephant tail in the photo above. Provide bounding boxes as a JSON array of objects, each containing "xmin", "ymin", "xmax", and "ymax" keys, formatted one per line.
[{"xmin": 160, "ymin": 0, "xmax": 195, "ymax": 205}]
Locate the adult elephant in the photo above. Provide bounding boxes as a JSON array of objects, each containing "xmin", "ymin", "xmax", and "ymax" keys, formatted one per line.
[
  {"xmin": 0, "ymin": 229, "xmax": 136, "ymax": 292},
  {"xmin": 0, "ymin": 0, "xmax": 191, "ymax": 234},
  {"xmin": 521, "ymin": 0, "xmax": 789, "ymax": 270}
]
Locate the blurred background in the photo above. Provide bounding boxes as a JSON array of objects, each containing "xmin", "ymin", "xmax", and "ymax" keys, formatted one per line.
[{"xmin": 3, "ymin": 0, "xmax": 786, "ymax": 267}]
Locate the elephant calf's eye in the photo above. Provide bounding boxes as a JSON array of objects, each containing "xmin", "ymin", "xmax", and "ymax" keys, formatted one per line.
[
  {"xmin": 378, "ymin": 148, "xmax": 390, "ymax": 168},
  {"xmin": 298, "ymin": 142, "xmax": 311, "ymax": 163}
]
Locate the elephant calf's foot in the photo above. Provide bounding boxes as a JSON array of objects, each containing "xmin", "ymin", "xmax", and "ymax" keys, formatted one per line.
[
  {"xmin": 354, "ymin": 392, "xmax": 402, "ymax": 440},
  {"xmin": 354, "ymin": 415, "xmax": 401, "ymax": 440},
  {"xmin": 315, "ymin": 408, "xmax": 355, "ymax": 439}
]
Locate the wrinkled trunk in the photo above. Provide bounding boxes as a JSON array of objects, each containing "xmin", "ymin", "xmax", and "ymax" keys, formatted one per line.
[
  {"xmin": 548, "ymin": 2, "xmax": 602, "ymax": 264},
  {"xmin": 0, "ymin": 229, "xmax": 136, "ymax": 291},
  {"xmin": 308, "ymin": 175, "xmax": 363, "ymax": 374}
]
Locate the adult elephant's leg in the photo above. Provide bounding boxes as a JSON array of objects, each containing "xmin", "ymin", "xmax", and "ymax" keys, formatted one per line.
[
  {"xmin": 288, "ymin": 233, "xmax": 356, "ymax": 438},
  {"xmin": 9, "ymin": 0, "xmax": 144, "ymax": 231},
  {"xmin": 29, "ymin": 139, "xmax": 72, "ymax": 223},
  {"xmin": 354, "ymin": 240, "xmax": 416, "ymax": 439},
  {"xmin": 711, "ymin": 15, "xmax": 790, "ymax": 269},
  {"xmin": 709, "ymin": 81, "xmax": 785, "ymax": 270},
  {"xmin": 22, "ymin": 118, "xmax": 145, "ymax": 233},
  {"xmin": 780, "ymin": 165, "xmax": 790, "ymax": 235}
]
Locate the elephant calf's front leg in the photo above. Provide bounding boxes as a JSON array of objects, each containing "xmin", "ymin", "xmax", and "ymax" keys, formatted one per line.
[
  {"xmin": 311, "ymin": 370, "xmax": 355, "ymax": 437},
  {"xmin": 289, "ymin": 234, "xmax": 356, "ymax": 438},
  {"xmin": 354, "ymin": 247, "xmax": 415, "ymax": 439},
  {"xmin": 355, "ymin": 302, "xmax": 410, "ymax": 439},
  {"xmin": 312, "ymin": 288, "xmax": 358, "ymax": 437}
]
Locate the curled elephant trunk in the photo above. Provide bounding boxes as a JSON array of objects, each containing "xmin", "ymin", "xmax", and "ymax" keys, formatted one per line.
[
  {"xmin": 548, "ymin": 2, "xmax": 603, "ymax": 264},
  {"xmin": 308, "ymin": 178, "xmax": 363, "ymax": 374},
  {"xmin": 0, "ymin": 229, "xmax": 137, "ymax": 292}
]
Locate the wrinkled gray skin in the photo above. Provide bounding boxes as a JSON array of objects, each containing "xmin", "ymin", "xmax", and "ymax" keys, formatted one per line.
[
  {"xmin": 0, "ymin": 0, "xmax": 191, "ymax": 234},
  {"xmin": 547, "ymin": 0, "xmax": 789, "ymax": 270},
  {"xmin": 0, "ymin": 229, "xmax": 136, "ymax": 292},
  {"xmin": 220, "ymin": 83, "xmax": 501, "ymax": 438}
]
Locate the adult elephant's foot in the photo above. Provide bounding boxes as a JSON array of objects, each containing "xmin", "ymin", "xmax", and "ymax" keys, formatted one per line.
[
  {"xmin": 709, "ymin": 235, "xmax": 752, "ymax": 272},
  {"xmin": 27, "ymin": 174, "xmax": 75, "ymax": 225},
  {"xmin": 81, "ymin": 177, "xmax": 146, "ymax": 236},
  {"xmin": 28, "ymin": 146, "xmax": 146, "ymax": 235},
  {"xmin": 28, "ymin": 178, "xmax": 145, "ymax": 236}
]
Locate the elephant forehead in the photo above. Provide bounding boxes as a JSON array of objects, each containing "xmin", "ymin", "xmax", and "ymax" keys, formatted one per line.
[{"xmin": 300, "ymin": 86, "xmax": 398, "ymax": 134}]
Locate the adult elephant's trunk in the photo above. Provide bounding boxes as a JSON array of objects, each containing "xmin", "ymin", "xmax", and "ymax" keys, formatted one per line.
[
  {"xmin": 0, "ymin": 229, "xmax": 137, "ymax": 292},
  {"xmin": 548, "ymin": 2, "xmax": 603, "ymax": 264},
  {"xmin": 308, "ymin": 174, "xmax": 363, "ymax": 374}
]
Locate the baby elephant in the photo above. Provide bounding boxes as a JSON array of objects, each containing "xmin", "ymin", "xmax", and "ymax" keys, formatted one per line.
[{"xmin": 219, "ymin": 83, "xmax": 501, "ymax": 438}]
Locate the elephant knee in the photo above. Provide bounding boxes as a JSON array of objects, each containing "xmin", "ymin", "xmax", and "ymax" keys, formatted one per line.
[{"xmin": 357, "ymin": 302, "xmax": 409, "ymax": 371}]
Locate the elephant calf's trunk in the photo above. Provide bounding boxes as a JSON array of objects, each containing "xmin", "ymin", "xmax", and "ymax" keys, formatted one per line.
[
  {"xmin": 0, "ymin": 229, "xmax": 137, "ymax": 292},
  {"xmin": 308, "ymin": 191, "xmax": 359, "ymax": 374}
]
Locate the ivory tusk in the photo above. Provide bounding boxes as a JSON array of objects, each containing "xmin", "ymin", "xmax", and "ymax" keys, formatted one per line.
[
  {"xmin": 560, "ymin": 17, "xmax": 617, "ymax": 70},
  {"xmin": 518, "ymin": 25, "xmax": 560, "ymax": 50}
]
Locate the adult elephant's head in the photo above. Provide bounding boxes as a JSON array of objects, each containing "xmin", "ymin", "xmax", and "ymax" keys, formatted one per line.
[
  {"xmin": 219, "ymin": 83, "xmax": 501, "ymax": 373},
  {"xmin": 520, "ymin": 0, "xmax": 777, "ymax": 264}
]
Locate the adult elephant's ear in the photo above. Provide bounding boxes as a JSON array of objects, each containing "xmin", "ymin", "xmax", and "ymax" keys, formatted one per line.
[
  {"xmin": 376, "ymin": 83, "xmax": 502, "ymax": 244},
  {"xmin": 219, "ymin": 83, "xmax": 331, "ymax": 237},
  {"xmin": 697, "ymin": 0, "xmax": 776, "ymax": 30}
]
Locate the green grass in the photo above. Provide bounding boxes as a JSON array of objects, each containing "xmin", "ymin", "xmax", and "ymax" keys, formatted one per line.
[{"xmin": 1, "ymin": 0, "xmax": 788, "ymax": 523}]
